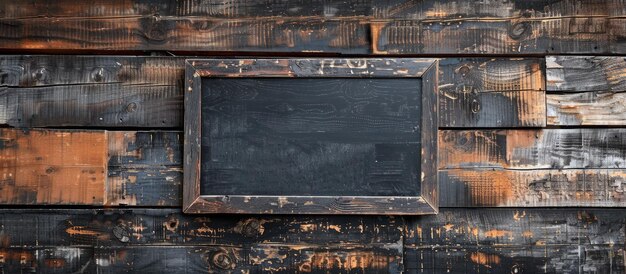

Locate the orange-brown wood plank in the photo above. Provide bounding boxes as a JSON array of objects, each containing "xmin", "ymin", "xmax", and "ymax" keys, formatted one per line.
[
  {"xmin": 440, "ymin": 169, "xmax": 626, "ymax": 207},
  {"xmin": 439, "ymin": 129, "xmax": 626, "ymax": 170},
  {"xmin": 0, "ymin": 129, "xmax": 107, "ymax": 205}
]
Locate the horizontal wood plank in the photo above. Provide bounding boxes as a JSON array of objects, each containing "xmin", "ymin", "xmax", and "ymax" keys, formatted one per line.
[
  {"xmin": 547, "ymin": 92, "xmax": 626, "ymax": 126},
  {"xmin": 0, "ymin": 55, "xmax": 546, "ymax": 128},
  {"xmin": 438, "ymin": 58, "xmax": 545, "ymax": 128},
  {"xmin": 0, "ymin": 209, "xmax": 402, "ymax": 273},
  {"xmin": 0, "ymin": 1, "xmax": 625, "ymax": 54},
  {"xmin": 440, "ymin": 169, "xmax": 626, "ymax": 207},
  {"xmin": 404, "ymin": 208, "xmax": 626, "ymax": 273},
  {"xmin": 6, "ymin": 128, "xmax": 626, "ymax": 207},
  {"xmin": 439, "ymin": 129, "xmax": 626, "ymax": 169},
  {"xmin": 546, "ymin": 56, "xmax": 626, "ymax": 126},
  {"xmin": 0, "ymin": 129, "xmax": 107, "ymax": 205},
  {"xmin": 547, "ymin": 56, "xmax": 626, "ymax": 92},
  {"xmin": 0, "ymin": 56, "xmax": 184, "ymax": 128}
]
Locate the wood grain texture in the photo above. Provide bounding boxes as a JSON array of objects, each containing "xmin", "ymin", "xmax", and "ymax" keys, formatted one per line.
[
  {"xmin": 372, "ymin": 0, "xmax": 623, "ymax": 54},
  {"xmin": 0, "ymin": 209, "xmax": 403, "ymax": 273},
  {"xmin": 547, "ymin": 56, "xmax": 626, "ymax": 92},
  {"xmin": 0, "ymin": 128, "xmax": 107, "ymax": 205},
  {"xmin": 547, "ymin": 92, "xmax": 626, "ymax": 125},
  {"xmin": 0, "ymin": 56, "xmax": 184, "ymax": 128},
  {"xmin": 1, "ymin": 1, "xmax": 624, "ymax": 54},
  {"xmin": 107, "ymin": 131, "xmax": 182, "ymax": 206},
  {"xmin": 439, "ymin": 129, "xmax": 626, "ymax": 169},
  {"xmin": 0, "ymin": 55, "xmax": 546, "ymax": 129},
  {"xmin": 404, "ymin": 209, "xmax": 626, "ymax": 273},
  {"xmin": 440, "ymin": 169, "xmax": 626, "ymax": 207},
  {"xmin": 546, "ymin": 56, "xmax": 626, "ymax": 126},
  {"xmin": 438, "ymin": 58, "xmax": 545, "ymax": 128}
]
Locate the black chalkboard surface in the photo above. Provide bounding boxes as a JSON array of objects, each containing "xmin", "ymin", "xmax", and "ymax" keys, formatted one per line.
[{"xmin": 184, "ymin": 59, "xmax": 438, "ymax": 214}]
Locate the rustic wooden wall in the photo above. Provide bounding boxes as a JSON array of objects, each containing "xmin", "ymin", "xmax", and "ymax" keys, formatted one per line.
[{"xmin": 0, "ymin": 0, "xmax": 625, "ymax": 273}]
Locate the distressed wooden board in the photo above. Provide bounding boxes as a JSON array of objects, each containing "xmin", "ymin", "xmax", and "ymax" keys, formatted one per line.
[
  {"xmin": 439, "ymin": 129, "xmax": 626, "ymax": 169},
  {"xmin": 0, "ymin": 18, "xmax": 370, "ymax": 53},
  {"xmin": 545, "ymin": 56, "xmax": 626, "ymax": 126},
  {"xmin": 1, "ymin": 1, "xmax": 625, "ymax": 54},
  {"xmin": 0, "ymin": 247, "xmax": 95, "ymax": 273},
  {"xmin": 440, "ymin": 169, "xmax": 626, "ymax": 207},
  {"xmin": 0, "ymin": 209, "xmax": 403, "ymax": 248},
  {"xmin": 0, "ymin": 246, "xmax": 400, "ymax": 273},
  {"xmin": 547, "ymin": 92, "xmax": 626, "ymax": 126},
  {"xmin": 0, "ymin": 56, "xmax": 184, "ymax": 128},
  {"xmin": 438, "ymin": 58, "xmax": 545, "ymax": 128},
  {"xmin": 405, "ymin": 245, "xmax": 621, "ymax": 274},
  {"xmin": 0, "ymin": 128, "xmax": 107, "ymax": 205},
  {"xmin": 0, "ymin": 55, "xmax": 546, "ymax": 129},
  {"xmin": 94, "ymin": 245, "xmax": 402, "ymax": 273},
  {"xmin": 371, "ymin": 0, "xmax": 623, "ymax": 54},
  {"xmin": 0, "ymin": 129, "xmax": 184, "ymax": 206},
  {"xmin": 107, "ymin": 131, "xmax": 182, "ymax": 206},
  {"xmin": 1, "ymin": 0, "xmax": 622, "ymax": 20},
  {"xmin": 547, "ymin": 56, "xmax": 626, "ymax": 92},
  {"xmin": 404, "ymin": 209, "xmax": 626, "ymax": 273}
]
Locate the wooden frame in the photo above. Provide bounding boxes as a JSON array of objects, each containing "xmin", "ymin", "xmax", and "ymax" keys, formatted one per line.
[{"xmin": 183, "ymin": 58, "xmax": 438, "ymax": 214}]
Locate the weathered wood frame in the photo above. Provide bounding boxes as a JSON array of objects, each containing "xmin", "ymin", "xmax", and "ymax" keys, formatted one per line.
[{"xmin": 183, "ymin": 58, "xmax": 438, "ymax": 214}]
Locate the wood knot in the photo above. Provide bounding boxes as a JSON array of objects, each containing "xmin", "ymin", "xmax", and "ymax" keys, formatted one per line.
[
  {"xmin": 458, "ymin": 65, "xmax": 470, "ymax": 76},
  {"xmin": 235, "ymin": 218, "xmax": 261, "ymax": 237},
  {"xmin": 209, "ymin": 250, "xmax": 236, "ymax": 270},
  {"xmin": 126, "ymin": 102, "xmax": 138, "ymax": 113},
  {"xmin": 508, "ymin": 22, "xmax": 531, "ymax": 40},
  {"xmin": 90, "ymin": 67, "xmax": 106, "ymax": 82},
  {"xmin": 143, "ymin": 17, "xmax": 170, "ymax": 43},
  {"xmin": 112, "ymin": 225, "xmax": 130, "ymax": 243},
  {"xmin": 32, "ymin": 67, "xmax": 49, "ymax": 83}
]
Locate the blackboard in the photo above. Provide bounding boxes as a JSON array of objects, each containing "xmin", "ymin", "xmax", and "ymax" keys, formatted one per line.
[{"xmin": 184, "ymin": 59, "xmax": 438, "ymax": 214}]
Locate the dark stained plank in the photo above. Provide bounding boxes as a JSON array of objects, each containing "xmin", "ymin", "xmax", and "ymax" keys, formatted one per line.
[
  {"xmin": 404, "ymin": 209, "xmax": 626, "ymax": 273},
  {"xmin": 438, "ymin": 58, "xmax": 545, "ymax": 128},
  {"xmin": 547, "ymin": 56, "xmax": 626, "ymax": 92},
  {"xmin": 0, "ymin": 56, "xmax": 547, "ymax": 128},
  {"xmin": 0, "ymin": 0, "xmax": 375, "ymax": 19},
  {"xmin": 440, "ymin": 169, "xmax": 626, "ymax": 207},
  {"xmin": 0, "ymin": 128, "xmax": 107, "ymax": 205},
  {"xmin": 0, "ymin": 56, "xmax": 184, "ymax": 128},
  {"xmin": 95, "ymin": 245, "xmax": 402, "ymax": 273},
  {"xmin": 1, "ymin": 1, "xmax": 625, "ymax": 54},
  {"xmin": 0, "ymin": 209, "xmax": 403, "ymax": 273},
  {"xmin": 406, "ymin": 245, "xmax": 620, "ymax": 274},
  {"xmin": 439, "ymin": 129, "xmax": 626, "ymax": 169},
  {"xmin": 0, "ymin": 209, "xmax": 403, "ymax": 246},
  {"xmin": 0, "ymin": 17, "xmax": 370, "ymax": 53},
  {"xmin": 0, "ymin": 209, "xmax": 404, "ymax": 272}
]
